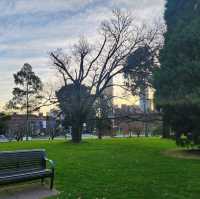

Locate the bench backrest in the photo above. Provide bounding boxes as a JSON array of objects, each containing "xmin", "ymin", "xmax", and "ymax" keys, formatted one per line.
[{"xmin": 0, "ymin": 149, "xmax": 46, "ymax": 175}]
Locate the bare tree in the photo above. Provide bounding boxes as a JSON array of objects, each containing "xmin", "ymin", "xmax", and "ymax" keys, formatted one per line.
[{"xmin": 50, "ymin": 9, "xmax": 162, "ymax": 143}]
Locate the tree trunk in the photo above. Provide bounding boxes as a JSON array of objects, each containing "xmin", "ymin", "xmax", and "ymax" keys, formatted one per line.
[
  {"xmin": 71, "ymin": 125, "xmax": 82, "ymax": 143},
  {"xmin": 162, "ymin": 119, "xmax": 170, "ymax": 138},
  {"xmin": 26, "ymin": 81, "xmax": 29, "ymax": 141},
  {"xmin": 98, "ymin": 130, "xmax": 102, "ymax": 139},
  {"xmin": 26, "ymin": 112, "xmax": 29, "ymax": 141}
]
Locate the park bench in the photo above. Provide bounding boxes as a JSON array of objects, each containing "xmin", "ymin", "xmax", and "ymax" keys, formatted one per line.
[{"xmin": 0, "ymin": 149, "xmax": 55, "ymax": 189}]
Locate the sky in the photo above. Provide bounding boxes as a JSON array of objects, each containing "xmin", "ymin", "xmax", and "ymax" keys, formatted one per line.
[{"xmin": 0, "ymin": 0, "xmax": 166, "ymax": 110}]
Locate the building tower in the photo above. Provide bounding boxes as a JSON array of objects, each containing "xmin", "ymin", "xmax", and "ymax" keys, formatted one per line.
[{"xmin": 139, "ymin": 87, "xmax": 154, "ymax": 112}]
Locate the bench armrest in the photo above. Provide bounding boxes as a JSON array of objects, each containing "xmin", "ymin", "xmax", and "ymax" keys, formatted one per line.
[{"xmin": 44, "ymin": 157, "xmax": 55, "ymax": 172}]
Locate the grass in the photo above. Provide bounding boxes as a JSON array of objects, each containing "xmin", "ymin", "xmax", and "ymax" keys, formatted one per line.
[{"xmin": 0, "ymin": 138, "xmax": 200, "ymax": 199}]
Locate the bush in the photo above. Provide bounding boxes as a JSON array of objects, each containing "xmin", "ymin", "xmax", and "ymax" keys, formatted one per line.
[{"xmin": 176, "ymin": 134, "xmax": 193, "ymax": 149}]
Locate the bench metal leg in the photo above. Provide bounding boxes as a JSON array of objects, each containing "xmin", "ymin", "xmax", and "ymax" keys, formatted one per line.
[
  {"xmin": 41, "ymin": 178, "xmax": 44, "ymax": 184},
  {"xmin": 50, "ymin": 175, "xmax": 54, "ymax": 190}
]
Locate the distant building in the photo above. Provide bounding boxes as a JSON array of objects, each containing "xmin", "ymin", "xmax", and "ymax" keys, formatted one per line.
[
  {"xmin": 114, "ymin": 104, "xmax": 142, "ymax": 117},
  {"xmin": 7, "ymin": 113, "xmax": 56, "ymax": 137},
  {"xmin": 139, "ymin": 87, "xmax": 154, "ymax": 112},
  {"xmin": 113, "ymin": 104, "xmax": 144, "ymax": 136}
]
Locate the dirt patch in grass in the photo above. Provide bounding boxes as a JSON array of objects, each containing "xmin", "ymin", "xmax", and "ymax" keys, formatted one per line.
[{"xmin": 163, "ymin": 148, "xmax": 200, "ymax": 160}]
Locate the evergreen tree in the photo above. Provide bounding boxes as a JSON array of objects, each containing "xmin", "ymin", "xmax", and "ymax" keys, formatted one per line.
[
  {"xmin": 8, "ymin": 63, "xmax": 43, "ymax": 140},
  {"xmin": 154, "ymin": 0, "xmax": 200, "ymax": 144}
]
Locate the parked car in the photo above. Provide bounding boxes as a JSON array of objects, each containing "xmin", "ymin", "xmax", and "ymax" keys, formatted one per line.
[
  {"xmin": 82, "ymin": 130, "xmax": 94, "ymax": 135},
  {"xmin": 22, "ymin": 136, "xmax": 32, "ymax": 141},
  {"xmin": 0, "ymin": 135, "xmax": 9, "ymax": 142}
]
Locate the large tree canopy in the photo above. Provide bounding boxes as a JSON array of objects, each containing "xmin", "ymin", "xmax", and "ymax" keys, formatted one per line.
[
  {"xmin": 154, "ymin": 0, "xmax": 200, "ymax": 105},
  {"xmin": 8, "ymin": 63, "xmax": 43, "ymax": 112},
  {"xmin": 153, "ymin": 0, "xmax": 200, "ymax": 143}
]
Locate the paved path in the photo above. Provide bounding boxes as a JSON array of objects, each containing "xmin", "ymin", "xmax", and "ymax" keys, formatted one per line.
[{"xmin": 0, "ymin": 183, "xmax": 59, "ymax": 199}]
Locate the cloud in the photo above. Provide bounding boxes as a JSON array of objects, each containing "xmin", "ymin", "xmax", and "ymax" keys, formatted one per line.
[
  {"xmin": 0, "ymin": 0, "xmax": 165, "ymax": 106},
  {"xmin": 0, "ymin": 0, "xmax": 92, "ymax": 16}
]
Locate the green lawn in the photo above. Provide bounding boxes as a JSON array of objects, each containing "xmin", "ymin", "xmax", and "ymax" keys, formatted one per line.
[{"xmin": 0, "ymin": 138, "xmax": 200, "ymax": 199}]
